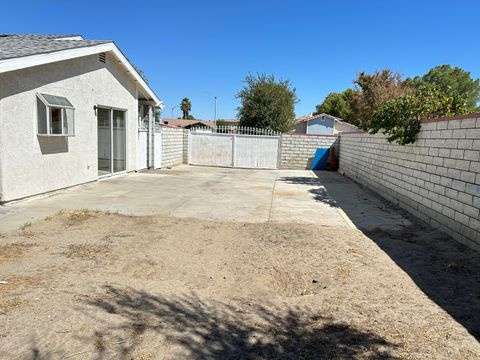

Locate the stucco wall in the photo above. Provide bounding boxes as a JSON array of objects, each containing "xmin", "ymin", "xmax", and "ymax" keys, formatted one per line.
[
  {"xmin": 334, "ymin": 121, "xmax": 358, "ymax": 134},
  {"xmin": 306, "ymin": 117, "xmax": 334, "ymax": 135},
  {"xmin": 280, "ymin": 134, "xmax": 338, "ymax": 169},
  {"xmin": 294, "ymin": 121, "xmax": 307, "ymax": 134},
  {"xmin": 0, "ymin": 53, "xmax": 140, "ymax": 202},
  {"xmin": 339, "ymin": 116, "xmax": 480, "ymax": 250},
  {"xmin": 161, "ymin": 127, "xmax": 185, "ymax": 168}
]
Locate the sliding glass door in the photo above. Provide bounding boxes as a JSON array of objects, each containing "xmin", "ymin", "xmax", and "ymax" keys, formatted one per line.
[
  {"xmin": 112, "ymin": 110, "xmax": 126, "ymax": 173},
  {"xmin": 97, "ymin": 107, "xmax": 126, "ymax": 176},
  {"xmin": 97, "ymin": 108, "xmax": 111, "ymax": 175}
]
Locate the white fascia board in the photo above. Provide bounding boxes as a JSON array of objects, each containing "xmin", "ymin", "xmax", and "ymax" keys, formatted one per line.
[
  {"xmin": 0, "ymin": 43, "xmax": 162, "ymax": 107},
  {"xmin": 109, "ymin": 44, "xmax": 163, "ymax": 108}
]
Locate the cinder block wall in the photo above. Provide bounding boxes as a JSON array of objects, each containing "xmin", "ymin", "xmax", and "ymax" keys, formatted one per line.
[
  {"xmin": 161, "ymin": 127, "xmax": 185, "ymax": 168},
  {"xmin": 339, "ymin": 115, "xmax": 480, "ymax": 250},
  {"xmin": 183, "ymin": 129, "xmax": 189, "ymax": 164},
  {"xmin": 280, "ymin": 134, "xmax": 338, "ymax": 169}
]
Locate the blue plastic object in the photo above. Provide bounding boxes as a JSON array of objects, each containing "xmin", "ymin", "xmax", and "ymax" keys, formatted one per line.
[{"xmin": 310, "ymin": 148, "xmax": 330, "ymax": 170}]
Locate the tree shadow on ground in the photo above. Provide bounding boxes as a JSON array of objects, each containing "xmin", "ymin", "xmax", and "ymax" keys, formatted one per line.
[
  {"xmin": 306, "ymin": 171, "xmax": 480, "ymax": 341},
  {"xmin": 364, "ymin": 225, "xmax": 480, "ymax": 341},
  {"xmin": 278, "ymin": 176, "xmax": 339, "ymax": 207},
  {"xmin": 68, "ymin": 286, "xmax": 400, "ymax": 359}
]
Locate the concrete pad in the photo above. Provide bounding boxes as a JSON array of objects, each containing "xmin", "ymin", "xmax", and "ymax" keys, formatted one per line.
[
  {"xmin": 313, "ymin": 171, "xmax": 412, "ymax": 231},
  {"xmin": 0, "ymin": 166, "xmax": 410, "ymax": 234},
  {"xmin": 0, "ymin": 166, "xmax": 348, "ymax": 232}
]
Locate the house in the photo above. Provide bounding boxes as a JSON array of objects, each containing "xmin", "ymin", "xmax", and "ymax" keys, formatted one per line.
[
  {"xmin": 162, "ymin": 119, "xmax": 215, "ymax": 129},
  {"xmin": 162, "ymin": 118, "xmax": 239, "ymax": 129},
  {"xmin": 294, "ymin": 113, "xmax": 358, "ymax": 135},
  {"xmin": 0, "ymin": 34, "xmax": 162, "ymax": 202}
]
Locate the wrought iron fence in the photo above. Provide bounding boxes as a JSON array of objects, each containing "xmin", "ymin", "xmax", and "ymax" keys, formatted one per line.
[{"xmin": 190, "ymin": 125, "xmax": 280, "ymax": 136}]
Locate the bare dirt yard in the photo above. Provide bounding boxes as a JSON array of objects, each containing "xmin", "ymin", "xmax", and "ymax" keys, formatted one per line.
[{"xmin": 1, "ymin": 209, "xmax": 480, "ymax": 359}]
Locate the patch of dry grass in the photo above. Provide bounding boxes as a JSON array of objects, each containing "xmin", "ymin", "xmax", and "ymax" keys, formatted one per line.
[
  {"xmin": 62, "ymin": 244, "xmax": 110, "ymax": 260},
  {"xmin": 336, "ymin": 263, "xmax": 351, "ymax": 278},
  {"xmin": 0, "ymin": 243, "xmax": 37, "ymax": 264},
  {"xmin": 0, "ymin": 297, "xmax": 25, "ymax": 314},
  {"xmin": 50, "ymin": 209, "xmax": 119, "ymax": 226},
  {"xmin": 0, "ymin": 275, "xmax": 42, "ymax": 293}
]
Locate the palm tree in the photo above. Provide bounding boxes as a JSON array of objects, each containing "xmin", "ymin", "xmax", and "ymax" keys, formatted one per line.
[{"xmin": 180, "ymin": 98, "xmax": 192, "ymax": 119}]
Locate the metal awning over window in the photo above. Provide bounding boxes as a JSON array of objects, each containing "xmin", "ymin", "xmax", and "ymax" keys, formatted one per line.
[
  {"xmin": 36, "ymin": 93, "xmax": 75, "ymax": 136},
  {"xmin": 37, "ymin": 93, "xmax": 74, "ymax": 109}
]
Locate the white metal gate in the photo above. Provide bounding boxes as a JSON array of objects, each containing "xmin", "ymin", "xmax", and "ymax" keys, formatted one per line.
[{"xmin": 188, "ymin": 127, "xmax": 280, "ymax": 169}]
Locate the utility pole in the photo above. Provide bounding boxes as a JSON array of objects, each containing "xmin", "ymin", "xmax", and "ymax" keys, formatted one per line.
[
  {"xmin": 214, "ymin": 96, "xmax": 217, "ymax": 126},
  {"xmin": 171, "ymin": 105, "xmax": 177, "ymax": 121}
]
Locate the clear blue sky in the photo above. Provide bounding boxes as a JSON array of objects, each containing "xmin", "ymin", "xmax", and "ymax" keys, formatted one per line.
[{"xmin": 2, "ymin": 0, "xmax": 479, "ymax": 120}]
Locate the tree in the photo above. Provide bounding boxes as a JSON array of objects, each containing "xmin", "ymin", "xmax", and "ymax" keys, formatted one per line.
[
  {"xmin": 314, "ymin": 89, "xmax": 359, "ymax": 125},
  {"xmin": 351, "ymin": 69, "xmax": 413, "ymax": 129},
  {"xmin": 370, "ymin": 84, "xmax": 468, "ymax": 145},
  {"xmin": 237, "ymin": 74, "xmax": 298, "ymax": 133},
  {"xmin": 180, "ymin": 98, "xmax": 192, "ymax": 120},
  {"xmin": 410, "ymin": 65, "xmax": 480, "ymax": 111},
  {"xmin": 132, "ymin": 64, "xmax": 149, "ymax": 85}
]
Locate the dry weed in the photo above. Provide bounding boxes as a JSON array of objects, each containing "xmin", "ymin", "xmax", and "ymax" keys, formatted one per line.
[
  {"xmin": 62, "ymin": 244, "xmax": 109, "ymax": 260},
  {"xmin": 0, "ymin": 243, "xmax": 37, "ymax": 264},
  {"xmin": 0, "ymin": 297, "xmax": 25, "ymax": 314}
]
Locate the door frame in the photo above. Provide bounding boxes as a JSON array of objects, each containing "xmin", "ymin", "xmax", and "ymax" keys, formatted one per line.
[{"xmin": 96, "ymin": 105, "xmax": 128, "ymax": 178}]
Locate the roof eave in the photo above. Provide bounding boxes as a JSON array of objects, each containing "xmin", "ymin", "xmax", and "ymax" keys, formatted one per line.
[{"xmin": 0, "ymin": 42, "xmax": 162, "ymax": 107}]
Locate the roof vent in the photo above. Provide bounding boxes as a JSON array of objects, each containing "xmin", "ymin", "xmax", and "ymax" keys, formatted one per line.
[{"xmin": 98, "ymin": 53, "xmax": 106, "ymax": 63}]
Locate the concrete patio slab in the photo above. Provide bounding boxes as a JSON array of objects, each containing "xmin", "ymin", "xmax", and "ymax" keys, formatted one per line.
[{"xmin": 0, "ymin": 165, "xmax": 411, "ymax": 234}]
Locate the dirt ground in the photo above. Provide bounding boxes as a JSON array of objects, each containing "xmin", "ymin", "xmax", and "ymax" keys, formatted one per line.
[{"xmin": 0, "ymin": 210, "xmax": 479, "ymax": 359}]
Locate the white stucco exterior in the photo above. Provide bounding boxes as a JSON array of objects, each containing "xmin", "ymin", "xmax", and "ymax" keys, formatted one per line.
[
  {"xmin": 0, "ymin": 53, "xmax": 147, "ymax": 202},
  {"xmin": 294, "ymin": 114, "xmax": 358, "ymax": 135}
]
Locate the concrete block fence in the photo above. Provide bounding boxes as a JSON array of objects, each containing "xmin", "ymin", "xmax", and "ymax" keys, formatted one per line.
[
  {"xmin": 338, "ymin": 114, "xmax": 480, "ymax": 250},
  {"xmin": 279, "ymin": 134, "xmax": 338, "ymax": 169},
  {"xmin": 158, "ymin": 128, "xmax": 339, "ymax": 170},
  {"xmin": 157, "ymin": 119, "xmax": 480, "ymax": 251},
  {"xmin": 161, "ymin": 126, "xmax": 185, "ymax": 168}
]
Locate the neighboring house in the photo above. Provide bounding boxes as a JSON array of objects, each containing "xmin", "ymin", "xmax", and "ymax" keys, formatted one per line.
[
  {"xmin": 0, "ymin": 34, "xmax": 162, "ymax": 202},
  {"xmin": 162, "ymin": 119, "xmax": 214, "ymax": 129},
  {"xmin": 294, "ymin": 113, "xmax": 358, "ymax": 135},
  {"xmin": 162, "ymin": 119, "xmax": 239, "ymax": 129}
]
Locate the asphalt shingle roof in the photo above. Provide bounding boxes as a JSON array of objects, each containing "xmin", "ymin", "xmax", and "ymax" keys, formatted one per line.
[{"xmin": 0, "ymin": 34, "xmax": 112, "ymax": 61}]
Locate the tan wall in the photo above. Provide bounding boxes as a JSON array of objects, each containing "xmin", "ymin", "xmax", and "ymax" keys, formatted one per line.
[
  {"xmin": 161, "ymin": 127, "xmax": 185, "ymax": 168},
  {"xmin": 280, "ymin": 134, "xmax": 338, "ymax": 169},
  {"xmin": 339, "ymin": 116, "xmax": 480, "ymax": 250}
]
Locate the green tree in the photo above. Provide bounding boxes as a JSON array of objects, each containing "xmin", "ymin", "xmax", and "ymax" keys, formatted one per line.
[
  {"xmin": 132, "ymin": 64, "xmax": 149, "ymax": 85},
  {"xmin": 351, "ymin": 69, "xmax": 413, "ymax": 129},
  {"xmin": 410, "ymin": 64, "xmax": 480, "ymax": 111},
  {"xmin": 237, "ymin": 74, "xmax": 298, "ymax": 133},
  {"xmin": 180, "ymin": 98, "xmax": 192, "ymax": 120},
  {"xmin": 314, "ymin": 89, "xmax": 358, "ymax": 125},
  {"xmin": 370, "ymin": 84, "xmax": 468, "ymax": 145}
]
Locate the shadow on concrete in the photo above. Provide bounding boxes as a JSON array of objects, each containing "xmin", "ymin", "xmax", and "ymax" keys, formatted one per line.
[
  {"xmin": 309, "ymin": 171, "xmax": 480, "ymax": 341},
  {"xmin": 278, "ymin": 175, "xmax": 339, "ymax": 207},
  {"xmin": 32, "ymin": 285, "xmax": 398, "ymax": 359}
]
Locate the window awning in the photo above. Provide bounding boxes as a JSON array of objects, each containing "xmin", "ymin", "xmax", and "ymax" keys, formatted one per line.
[{"xmin": 37, "ymin": 93, "xmax": 74, "ymax": 108}]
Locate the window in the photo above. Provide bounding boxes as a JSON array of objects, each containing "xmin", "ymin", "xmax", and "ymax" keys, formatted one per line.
[{"xmin": 36, "ymin": 93, "xmax": 75, "ymax": 136}]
